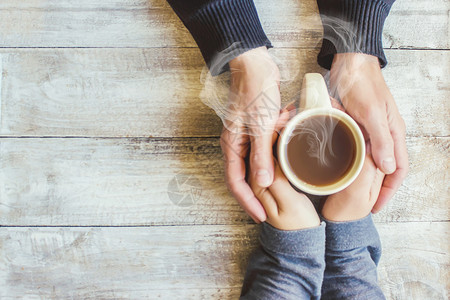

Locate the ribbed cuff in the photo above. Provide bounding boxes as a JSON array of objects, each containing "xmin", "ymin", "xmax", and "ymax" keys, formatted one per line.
[
  {"xmin": 259, "ymin": 222, "xmax": 326, "ymax": 256},
  {"xmin": 317, "ymin": 0, "xmax": 395, "ymax": 69},
  {"xmin": 186, "ymin": 0, "xmax": 272, "ymax": 75},
  {"xmin": 323, "ymin": 214, "xmax": 380, "ymax": 251}
]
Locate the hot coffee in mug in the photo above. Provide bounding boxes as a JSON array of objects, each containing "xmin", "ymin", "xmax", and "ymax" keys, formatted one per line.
[{"xmin": 278, "ymin": 73, "xmax": 365, "ymax": 195}]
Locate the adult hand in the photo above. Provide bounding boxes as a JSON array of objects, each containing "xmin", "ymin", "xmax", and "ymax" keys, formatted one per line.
[
  {"xmin": 329, "ymin": 53, "xmax": 408, "ymax": 213},
  {"xmin": 220, "ymin": 47, "xmax": 281, "ymax": 223}
]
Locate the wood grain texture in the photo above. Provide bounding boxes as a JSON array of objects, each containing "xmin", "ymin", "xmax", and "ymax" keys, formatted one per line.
[
  {"xmin": 0, "ymin": 1, "xmax": 448, "ymax": 298},
  {"xmin": 383, "ymin": 0, "xmax": 450, "ymax": 49},
  {"xmin": 0, "ymin": 137, "xmax": 448, "ymax": 226},
  {"xmin": 0, "ymin": 0, "xmax": 447, "ymax": 49},
  {"xmin": 0, "ymin": 48, "xmax": 448, "ymax": 137},
  {"xmin": 1, "ymin": 222, "xmax": 448, "ymax": 299},
  {"xmin": 378, "ymin": 222, "xmax": 450, "ymax": 300},
  {"xmin": 0, "ymin": 225, "xmax": 258, "ymax": 299}
]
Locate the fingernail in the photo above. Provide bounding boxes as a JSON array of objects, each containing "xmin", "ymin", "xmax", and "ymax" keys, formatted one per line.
[
  {"xmin": 382, "ymin": 157, "xmax": 396, "ymax": 174},
  {"xmin": 256, "ymin": 170, "xmax": 272, "ymax": 187},
  {"xmin": 255, "ymin": 212, "xmax": 267, "ymax": 223}
]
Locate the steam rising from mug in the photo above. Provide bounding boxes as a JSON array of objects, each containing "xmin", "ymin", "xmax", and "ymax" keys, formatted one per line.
[{"xmin": 289, "ymin": 115, "xmax": 338, "ymax": 167}]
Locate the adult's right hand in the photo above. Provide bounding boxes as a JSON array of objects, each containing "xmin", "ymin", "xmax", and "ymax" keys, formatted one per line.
[
  {"xmin": 220, "ymin": 47, "xmax": 281, "ymax": 223},
  {"xmin": 329, "ymin": 53, "xmax": 409, "ymax": 213}
]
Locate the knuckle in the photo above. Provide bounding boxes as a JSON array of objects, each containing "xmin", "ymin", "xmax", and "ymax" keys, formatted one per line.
[
  {"xmin": 272, "ymin": 175, "xmax": 284, "ymax": 186},
  {"xmin": 397, "ymin": 117, "xmax": 407, "ymax": 134},
  {"xmin": 361, "ymin": 103, "xmax": 382, "ymax": 120},
  {"xmin": 385, "ymin": 138, "xmax": 395, "ymax": 150},
  {"xmin": 376, "ymin": 138, "xmax": 394, "ymax": 154}
]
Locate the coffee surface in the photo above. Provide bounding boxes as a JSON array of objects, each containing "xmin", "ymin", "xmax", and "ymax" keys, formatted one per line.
[{"xmin": 286, "ymin": 115, "xmax": 356, "ymax": 186}]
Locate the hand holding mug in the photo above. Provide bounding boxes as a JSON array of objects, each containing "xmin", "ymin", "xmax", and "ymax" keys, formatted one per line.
[
  {"xmin": 249, "ymin": 159, "xmax": 321, "ymax": 230},
  {"xmin": 322, "ymin": 147, "xmax": 385, "ymax": 222},
  {"xmin": 220, "ymin": 47, "xmax": 281, "ymax": 223},
  {"xmin": 330, "ymin": 53, "xmax": 408, "ymax": 213}
]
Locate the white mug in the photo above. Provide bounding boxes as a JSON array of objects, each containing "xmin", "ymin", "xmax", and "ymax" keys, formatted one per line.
[{"xmin": 277, "ymin": 73, "xmax": 365, "ymax": 195}]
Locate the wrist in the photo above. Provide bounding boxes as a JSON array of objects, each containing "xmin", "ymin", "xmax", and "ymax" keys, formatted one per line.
[
  {"xmin": 229, "ymin": 46, "xmax": 270, "ymax": 69},
  {"xmin": 332, "ymin": 53, "xmax": 380, "ymax": 72},
  {"xmin": 228, "ymin": 47, "xmax": 279, "ymax": 81},
  {"xmin": 267, "ymin": 197, "xmax": 321, "ymax": 231},
  {"xmin": 321, "ymin": 196, "xmax": 372, "ymax": 222}
]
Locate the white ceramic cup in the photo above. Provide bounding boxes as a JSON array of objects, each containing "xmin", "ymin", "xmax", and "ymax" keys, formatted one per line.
[{"xmin": 277, "ymin": 73, "xmax": 365, "ymax": 195}]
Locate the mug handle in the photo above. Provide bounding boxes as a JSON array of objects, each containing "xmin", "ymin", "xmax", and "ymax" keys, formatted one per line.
[{"xmin": 299, "ymin": 73, "xmax": 332, "ymax": 110}]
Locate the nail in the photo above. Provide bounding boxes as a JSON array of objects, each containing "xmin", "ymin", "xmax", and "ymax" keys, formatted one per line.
[
  {"xmin": 256, "ymin": 170, "xmax": 272, "ymax": 187},
  {"xmin": 382, "ymin": 157, "xmax": 396, "ymax": 174}
]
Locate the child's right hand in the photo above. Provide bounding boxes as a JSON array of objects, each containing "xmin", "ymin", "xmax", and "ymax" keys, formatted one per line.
[
  {"xmin": 321, "ymin": 146, "xmax": 385, "ymax": 222},
  {"xmin": 249, "ymin": 159, "xmax": 321, "ymax": 231}
]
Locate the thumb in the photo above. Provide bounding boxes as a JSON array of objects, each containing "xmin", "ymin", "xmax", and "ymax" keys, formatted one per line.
[
  {"xmin": 364, "ymin": 111, "xmax": 396, "ymax": 174},
  {"xmin": 250, "ymin": 132, "xmax": 275, "ymax": 188}
]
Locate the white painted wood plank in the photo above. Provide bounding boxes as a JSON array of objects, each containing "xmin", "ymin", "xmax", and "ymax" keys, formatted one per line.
[
  {"xmin": 383, "ymin": 0, "xmax": 450, "ymax": 49},
  {"xmin": 0, "ymin": 48, "xmax": 221, "ymax": 137},
  {"xmin": 0, "ymin": 225, "xmax": 257, "ymax": 299},
  {"xmin": 0, "ymin": 137, "xmax": 447, "ymax": 226},
  {"xmin": 0, "ymin": 0, "xmax": 447, "ymax": 49},
  {"xmin": 0, "ymin": 48, "xmax": 447, "ymax": 137},
  {"xmin": 0, "ymin": 54, "xmax": 3, "ymax": 127},
  {"xmin": 377, "ymin": 222, "xmax": 450, "ymax": 300},
  {"xmin": 383, "ymin": 50, "xmax": 450, "ymax": 137},
  {"xmin": 1, "ymin": 222, "xmax": 448, "ymax": 299}
]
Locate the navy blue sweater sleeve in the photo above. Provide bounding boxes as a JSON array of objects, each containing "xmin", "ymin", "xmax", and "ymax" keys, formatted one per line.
[
  {"xmin": 240, "ymin": 222, "xmax": 326, "ymax": 300},
  {"xmin": 166, "ymin": 0, "xmax": 396, "ymax": 74},
  {"xmin": 166, "ymin": 0, "xmax": 272, "ymax": 75},
  {"xmin": 321, "ymin": 214, "xmax": 385, "ymax": 299},
  {"xmin": 317, "ymin": 0, "xmax": 396, "ymax": 69}
]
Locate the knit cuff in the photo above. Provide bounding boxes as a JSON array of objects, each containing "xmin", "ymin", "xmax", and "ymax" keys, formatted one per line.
[
  {"xmin": 323, "ymin": 214, "xmax": 380, "ymax": 251},
  {"xmin": 317, "ymin": 0, "xmax": 395, "ymax": 70},
  {"xmin": 185, "ymin": 0, "xmax": 272, "ymax": 75},
  {"xmin": 259, "ymin": 222, "xmax": 326, "ymax": 256}
]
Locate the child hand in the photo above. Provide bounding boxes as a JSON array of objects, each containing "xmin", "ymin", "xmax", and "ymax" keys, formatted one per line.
[
  {"xmin": 249, "ymin": 159, "xmax": 321, "ymax": 230},
  {"xmin": 321, "ymin": 146, "xmax": 385, "ymax": 222}
]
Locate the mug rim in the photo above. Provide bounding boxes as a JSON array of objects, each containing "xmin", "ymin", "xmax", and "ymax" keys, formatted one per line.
[{"xmin": 278, "ymin": 108, "xmax": 365, "ymax": 195}]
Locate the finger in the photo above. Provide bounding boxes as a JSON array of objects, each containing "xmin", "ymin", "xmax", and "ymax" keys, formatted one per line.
[
  {"xmin": 369, "ymin": 168, "xmax": 385, "ymax": 205},
  {"xmin": 271, "ymin": 109, "xmax": 290, "ymax": 145},
  {"xmin": 372, "ymin": 122, "xmax": 409, "ymax": 213},
  {"xmin": 229, "ymin": 178, "xmax": 267, "ymax": 222},
  {"xmin": 272, "ymin": 103, "xmax": 295, "ymax": 145},
  {"xmin": 362, "ymin": 108, "xmax": 396, "ymax": 175},
  {"xmin": 284, "ymin": 101, "xmax": 297, "ymax": 114},
  {"xmin": 347, "ymin": 153, "xmax": 380, "ymax": 197},
  {"xmin": 268, "ymin": 160, "xmax": 305, "ymax": 212},
  {"xmin": 275, "ymin": 108, "xmax": 291, "ymax": 132},
  {"xmin": 330, "ymin": 96, "xmax": 345, "ymax": 111},
  {"xmin": 221, "ymin": 129, "xmax": 267, "ymax": 222},
  {"xmin": 249, "ymin": 131, "xmax": 275, "ymax": 188},
  {"xmin": 250, "ymin": 182, "xmax": 278, "ymax": 220}
]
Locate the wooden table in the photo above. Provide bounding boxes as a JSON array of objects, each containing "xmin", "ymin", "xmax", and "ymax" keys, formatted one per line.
[{"xmin": 0, "ymin": 0, "xmax": 448, "ymax": 298}]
